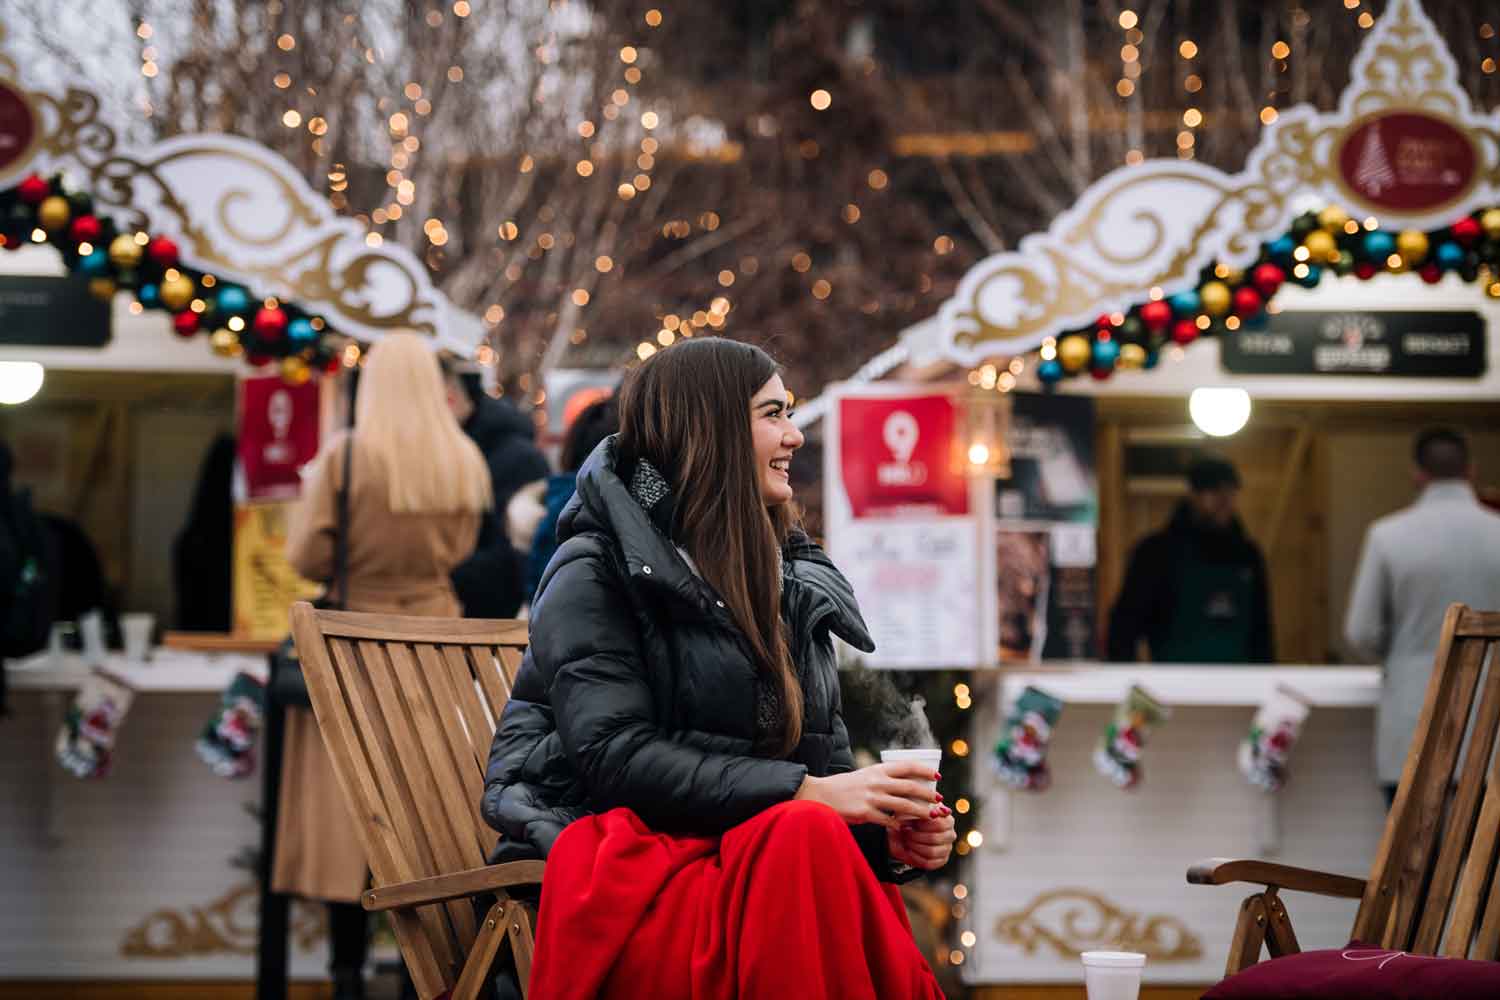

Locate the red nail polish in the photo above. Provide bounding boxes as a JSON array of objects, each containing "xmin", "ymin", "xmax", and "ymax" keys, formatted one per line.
[
  {"xmin": 935, "ymin": 792, "xmax": 943, "ymax": 802},
  {"xmin": 934, "ymin": 772, "xmax": 942, "ymax": 781},
  {"xmin": 930, "ymin": 807, "xmax": 941, "ymax": 818},
  {"xmin": 942, "ymin": 806, "xmax": 952, "ymax": 816}
]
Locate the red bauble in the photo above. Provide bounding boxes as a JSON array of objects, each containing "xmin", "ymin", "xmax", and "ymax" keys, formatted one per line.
[
  {"xmin": 1355, "ymin": 261, "xmax": 1378, "ymax": 280},
  {"xmin": 1451, "ymin": 216, "xmax": 1482, "ymax": 248},
  {"xmin": 1171, "ymin": 318, "xmax": 1199, "ymax": 345},
  {"xmin": 1140, "ymin": 299, "xmax": 1172, "ymax": 332},
  {"xmin": 1420, "ymin": 262, "xmax": 1443, "ymax": 285},
  {"xmin": 323, "ymin": 357, "xmax": 341, "ymax": 375},
  {"xmin": 253, "ymin": 306, "xmax": 289, "ymax": 340},
  {"xmin": 1251, "ymin": 262, "xmax": 1285, "ymax": 297},
  {"xmin": 146, "ymin": 236, "xmax": 179, "ymax": 267},
  {"xmin": 17, "ymin": 174, "xmax": 50, "ymax": 205},
  {"xmin": 173, "ymin": 311, "xmax": 200, "ymax": 337},
  {"xmin": 69, "ymin": 215, "xmax": 102, "ymax": 244},
  {"xmin": 1232, "ymin": 286, "xmax": 1263, "ymax": 318},
  {"xmin": 1090, "ymin": 366, "xmax": 1113, "ymax": 381},
  {"xmin": 247, "ymin": 352, "xmax": 273, "ymax": 368}
]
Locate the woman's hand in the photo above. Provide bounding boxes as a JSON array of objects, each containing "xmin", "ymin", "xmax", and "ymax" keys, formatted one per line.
[
  {"xmin": 795, "ymin": 762, "xmax": 942, "ymax": 829},
  {"xmin": 888, "ymin": 811, "xmax": 957, "ymax": 871}
]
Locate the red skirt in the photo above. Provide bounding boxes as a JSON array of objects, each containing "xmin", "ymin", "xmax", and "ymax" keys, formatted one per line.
[{"xmin": 526, "ymin": 800, "xmax": 946, "ymax": 1000}]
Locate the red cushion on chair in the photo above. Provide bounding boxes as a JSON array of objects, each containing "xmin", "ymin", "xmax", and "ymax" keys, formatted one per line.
[{"xmin": 1203, "ymin": 941, "xmax": 1500, "ymax": 999}]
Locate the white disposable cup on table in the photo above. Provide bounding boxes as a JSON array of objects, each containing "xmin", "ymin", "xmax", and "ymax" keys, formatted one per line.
[
  {"xmin": 880, "ymin": 747, "xmax": 942, "ymax": 791},
  {"xmin": 78, "ymin": 609, "xmax": 107, "ymax": 663},
  {"xmin": 122, "ymin": 613, "xmax": 155, "ymax": 663},
  {"xmin": 1081, "ymin": 951, "xmax": 1145, "ymax": 1000}
]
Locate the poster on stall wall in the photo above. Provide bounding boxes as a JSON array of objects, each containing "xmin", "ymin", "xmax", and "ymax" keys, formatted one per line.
[
  {"xmin": 238, "ymin": 376, "xmax": 321, "ymax": 501},
  {"xmin": 232, "ymin": 500, "xmax": 322, "ymax": 641},
  {"xmin": 994, "ymin": 394, "xmax": 1099, "ymax": 662},
  {"xmin": 824, "ymin": 385, "xmax": 991, "ymax": 669}
]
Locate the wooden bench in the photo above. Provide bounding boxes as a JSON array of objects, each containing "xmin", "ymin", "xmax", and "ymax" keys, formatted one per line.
[{"xmin": 291, "ymin": 602, "xmax": 542, "ymax": 1000}]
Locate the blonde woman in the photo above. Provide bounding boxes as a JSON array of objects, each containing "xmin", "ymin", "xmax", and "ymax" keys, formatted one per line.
[{"xmin": 277, "ymin": 332, "xmax": 493, "ymax": 999}]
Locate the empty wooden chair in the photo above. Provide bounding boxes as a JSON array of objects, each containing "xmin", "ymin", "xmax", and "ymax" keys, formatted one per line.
[
  {"xmin": 1189, "ymin": 603, "xmax": 1500, "ymax": 978},
  {"xmin": 290, "ymin": 601, "xmax": 543, "ymax": 1000}
]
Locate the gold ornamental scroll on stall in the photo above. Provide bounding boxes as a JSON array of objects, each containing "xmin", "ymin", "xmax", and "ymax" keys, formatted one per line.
[
  {"xmin": 0, "ymin": 23, "xmax": 483, "ymax": 356},
  {"xmin": 927, "ymin": 0, "xmax": 1500, "ymax": 366}
]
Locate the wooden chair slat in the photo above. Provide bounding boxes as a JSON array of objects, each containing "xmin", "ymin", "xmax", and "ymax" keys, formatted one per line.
[
  {"xmin": 359, "ymin": 640, "xmax": 479, "ymax": 951},
  {"xmin": 442, "ymin": 645, "xmax": 499, "ymax": 770},
  {"xmin": 497, "ymin": 646, "xmax": 524, "ymax": 689},
  {"xmin": 1354, "ymin": 605, "xmax": 1484, "ymax": 945},
  {"xmin": 312, "ymin": 609, "xmax": 530, "ymax": 646},
  {"xmin": 336, "ymin": 638, "xmax": 462, "ymax": 983},
  {"xmin": 1417, "ymin": 642, "xmax": 1500, "ymax": 953},
  {"xmin": 1445, "ymin": 733, "xmax": 1500, "ymax": 957},
  {"xmin": 1457, "ymin": 610, "xmax": 1500, "ymax": 638},
  {"xmin": 326, "ymin": 636, "xmax": 458, "ymax": 993},
  {"xmin": 472, "ymin": 646, "xmax": 513, "ymax": 723},
  {"xmin": 415, "ymin": 643, "xmax": 497, "ymax": 858},
  {"xmin": 1470, "ymin": 799, "xmax": 1500, "ymax": 960}
]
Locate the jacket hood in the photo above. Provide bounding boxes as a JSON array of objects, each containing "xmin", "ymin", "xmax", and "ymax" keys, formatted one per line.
[
  {"xmin": 560, "ymin": 435, "xmax": 874, "ymax": 652},
  {"xmin": 465, "ymin": 394, "xmax": 536, "ymax": 451}
]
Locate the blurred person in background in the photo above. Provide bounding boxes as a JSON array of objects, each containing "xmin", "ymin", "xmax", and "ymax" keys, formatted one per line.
[
  {"xmin": 444, "ymin": 359, "xmax": 549, "ymax": 619},
  {"xmin": 280, "ymin": 332, "xmax": 493, "ymax": 1000},
  {"xmin": 1107, "ymin": 456, "xmax": 1274, "ymax": 664},
  {"xmin": 506, "ymin": 395, "xmax": 619, "ymax": 610},
  {"xmin": 1345, "ymin": 427, "xmax": 1500, "ymax": 806}
]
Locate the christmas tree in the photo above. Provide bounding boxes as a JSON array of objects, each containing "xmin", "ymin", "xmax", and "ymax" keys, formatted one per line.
[{"xmin": 1354, "ymin": 124, "xmax": 1397, "ymax": 197}]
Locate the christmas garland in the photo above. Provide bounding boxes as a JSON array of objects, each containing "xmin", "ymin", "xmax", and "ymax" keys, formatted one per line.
[
  {"xmin": 1034, "ymin": 205, "xmax": 1499, "ymax": 383},
  {"xmin": 3, "ymin": 172, "xmax": 346, "ymax": 383}
]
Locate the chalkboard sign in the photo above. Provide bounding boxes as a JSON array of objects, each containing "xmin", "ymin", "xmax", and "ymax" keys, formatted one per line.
[
  {"xmin": 1221, "ymin": 310, "xmax": 1485, "ymax": 377},
  {"xmin": 0, "ymin": 274, "xmax": 111, "ymax": 347}
]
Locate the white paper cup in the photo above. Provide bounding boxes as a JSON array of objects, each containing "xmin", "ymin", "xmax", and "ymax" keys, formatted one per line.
[
  {"xmin": 881, "ymin": 747, "xmax": 942, "ymax": 791},
  {"xmin": 122, "ymin": 613, "xmax": 155, "ymax": 663},
  {"xmin": 1081, "ymin": 951, "xmax": 1145, "ymax": 1000},
  {"xmin": 78, "ymin": 610, "xmax": 106, "ymax": 663}
]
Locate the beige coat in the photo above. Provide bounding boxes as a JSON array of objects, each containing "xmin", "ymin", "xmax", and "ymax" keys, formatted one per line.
[{"xmin": 272, "ymin": 431, "xmax": 483, "ymax": 902}]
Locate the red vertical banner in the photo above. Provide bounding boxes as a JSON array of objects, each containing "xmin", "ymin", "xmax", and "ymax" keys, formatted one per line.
[
  {"xmin": 837, "ymin": 394, "xmax": 968, "ymax": 518},
  {"xmin": 238, "ymin": 375, "xmax": 321, "ymax": 500}
]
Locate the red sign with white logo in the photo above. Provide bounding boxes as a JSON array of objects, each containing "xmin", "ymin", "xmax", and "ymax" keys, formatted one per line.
[
  {"xmin": 238, "ymin": 375, "xmax": 321, "ymax": 500},
  {"xmin": 838, "ymin": 394, "xmax": 968, "ymax": 518},
  {"xmin": 1337, "ymin": 112, "xmax": 1476, "ymax": 215}
]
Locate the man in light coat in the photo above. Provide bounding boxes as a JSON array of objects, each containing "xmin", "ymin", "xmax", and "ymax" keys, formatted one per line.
[{"xmin": 1344, "ymin": 428, "xmax": 1500, "ymax": 804}]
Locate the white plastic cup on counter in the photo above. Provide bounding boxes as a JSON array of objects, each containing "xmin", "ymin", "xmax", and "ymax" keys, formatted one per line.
[
  {"xmin": 122, "ymin": 613, "xmax": 156, "ymax": 663},
  {"xmin": 1081, "ymin": 951, "xmax": 1145, "ymax": 1000},
  {"xmin": 880, "ymin": 747, "xmax": 942, "ymax": 791}
]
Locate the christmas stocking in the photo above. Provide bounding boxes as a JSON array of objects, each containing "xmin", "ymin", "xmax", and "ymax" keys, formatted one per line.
[
  {"xmin": 56, "ymin": 669, "xmax": 135, "ymax": 779},
  {"xmin": 1238, "ymin": 685, "xmax": 1310, "ymax": 792},
  {"xmin": 993, "ymin": 686, "xmax": 1064, "ymax": 791},
  {"xmin": 1093, "ymin": 685, "xmax": 1169, "ymax": 789},
  {"xmin": 196, "ymin": 672, "xmax": 266, "ymax": 779}
]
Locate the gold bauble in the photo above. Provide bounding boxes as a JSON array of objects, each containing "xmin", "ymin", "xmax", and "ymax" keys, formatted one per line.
[
  {"xmin": 1396, "ymin": 229, "xmax": 1429, "ymax": 266},
  {"xmin": 1220, "ymin": 267, "xmax": 1244, "ymax": 286},
  {"xmin": 1117, "ymin": 343, "xmax": 1147, "ymax": 370},
  {"xmin": 108, "ymin": 234, "xmax": 143, "ymax": 269},
  {"xmin": 280, "ymin": 356, "xmax": 311, "ymax": 385},
  {"xmin": 1317, "ymin": 205, "xmax": 1350, "ymax": 233},
  {"xmin": 159, "ymin": 273, "xmax": 195, "ymax": 311},
  {"xmin": 87, "ymin": 277, "xmax": 116, "ymax": 302},
  {"xmin": 1303, "ymin": 229, "xmax": 1338, "ymax": 263},
  {"xmin": 1200, "ymin": 280, "xmax": 1232, "ymax": 317},
  {"xmin": 1482, "ymin": 208, "xmax": 1500, "ymax": 240},
  {"xmin": 38, "ymin": 195, "xmax": 70, "ymax": 231},
  {"xmin": 210, "ymin": 328, "xmax": 242, "ymax": 358},
  {"xmin": 1057, "ymin": 335, "xmax": 1092, "ymax": 373}
]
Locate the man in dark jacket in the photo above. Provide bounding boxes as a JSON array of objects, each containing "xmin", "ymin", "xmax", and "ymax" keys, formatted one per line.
[
  {"xmin": 1107, "ymin": 456, "xmax": 1274, "ymax": 664},
  {"xmin": 443, "ymin": 361, "xmax": 550, "ymax": 618}
]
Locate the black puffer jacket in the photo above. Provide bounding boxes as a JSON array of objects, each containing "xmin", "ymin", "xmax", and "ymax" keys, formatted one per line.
[{"xmin": 482, "ymin": 437, "xmax": 913, "ymax": 881}]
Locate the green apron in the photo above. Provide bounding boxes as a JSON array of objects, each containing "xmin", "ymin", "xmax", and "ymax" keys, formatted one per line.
[{"xmin": 1153, "ymin": 551, "xmax": 1255, "ymax": 663}]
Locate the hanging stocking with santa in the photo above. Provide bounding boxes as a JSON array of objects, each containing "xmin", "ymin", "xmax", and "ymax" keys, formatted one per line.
[{"xmin": 1093, "ymin": 685, "xmax": 1169, "ymax": 789}]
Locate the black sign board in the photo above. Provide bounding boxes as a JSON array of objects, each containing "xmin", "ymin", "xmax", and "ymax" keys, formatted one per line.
[
  {"xmin": 0, "ymin": 274, "xmax": 111, "ymax": 348},
  {"xmin": 1220, "ymin": 309, "xmax": 1485, "ymax": 377}
]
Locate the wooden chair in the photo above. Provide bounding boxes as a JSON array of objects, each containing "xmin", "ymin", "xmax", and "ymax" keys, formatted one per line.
[
  {"xmin": 290, "ymin": 601, "xmax": 544, "ymax": 1000},
  {"xmin": 1189, "ymin": 603, "xmax": 1500, "ymax": 978}
]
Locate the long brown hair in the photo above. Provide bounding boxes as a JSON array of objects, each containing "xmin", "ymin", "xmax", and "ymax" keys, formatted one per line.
[{"xmin": 617, "ymin": 337, "xmax": 803, "ymax": 756}]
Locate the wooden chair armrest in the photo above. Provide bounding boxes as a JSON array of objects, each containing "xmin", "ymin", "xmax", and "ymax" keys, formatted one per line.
[
  {"xmin": 363, "ymin": 861, "xmax": 546, "ymax": 912},
  {"xmin": 1187, "ymin": 857, "xmax": 1366, "ymax": 899}
]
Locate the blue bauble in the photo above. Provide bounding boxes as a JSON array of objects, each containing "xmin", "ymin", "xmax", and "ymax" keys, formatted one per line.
[
  {"xmin": 1143, "ymin": 350, "xmax": 1161, "ymax": 369},
  {"xmin": 138, "ymin": 283, "xmax": 160, "ymax": 308},
  {"xmin": 1299, "ymin": 264, "xmax": 1323, "ymax": 288},
  {"xmin": 287, "ymin": 317, "xmax": 317, "ymax": 343},
  {"xmin": 1436, "ymin": 242, "xmax": 1465, "ymax": 269},
  {"xmin": 1364, "ymin": 230, "xmax": 1395, "ymax": 259},
  {"xmin": 1168, "ymin": 290, "xmax": 1201, "ymax": 315},
  {"xmin": 1091, "ymin": 339, "xmax": 1120, "ymax": 371},
  {"xmin": 1267, "ymin": 236, "xmax": 1296, "ymax": 262},
  {"xmin": 215, "ymin": 285, "xmax": 251, "ymax": 315},
  {"xmin": 1037, "ymin": 358, "xmax": 1064, "ymax": 384},
  {"xmin": 79, "ymin": 249, "xmax": 109, "ymax": 276}
]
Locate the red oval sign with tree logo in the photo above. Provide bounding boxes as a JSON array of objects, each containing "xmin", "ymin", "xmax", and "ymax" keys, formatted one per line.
[
  {"xmin": 1337, "ymin": 112, "xmax": 1477, "ymax": 215},
  {"xmin": 0, "ymin": 82, "xmax": 35, "ymax": 175}
]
